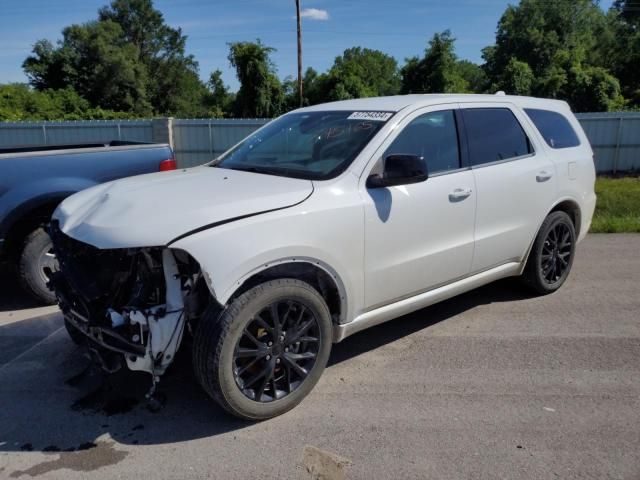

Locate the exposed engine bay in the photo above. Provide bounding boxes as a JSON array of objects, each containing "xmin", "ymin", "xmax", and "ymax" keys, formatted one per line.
[{"xmin": 49, "ymin": 220, "xmax": 207, "ymax": 387}]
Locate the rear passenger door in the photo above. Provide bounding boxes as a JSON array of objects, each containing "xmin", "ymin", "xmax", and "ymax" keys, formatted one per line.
[{"xmin": 459, "ymin": 103, "xmax": 557, "ymax": 272}]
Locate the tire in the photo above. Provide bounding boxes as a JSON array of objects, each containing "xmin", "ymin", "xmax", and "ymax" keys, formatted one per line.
[
  {"xmin": 64, "ymin": 318, "xmax": 86, "ymax": 346},
  {"xmin": 18, "ymin": 227, "xmax": 58, "ymax": 305},
  {"xmin": 193, "ymin": 278, "xmax": 333, "ymax": 420},
  {"xmin": 522, "ymin": 211, "xmax": 576, "ymax": 295}
]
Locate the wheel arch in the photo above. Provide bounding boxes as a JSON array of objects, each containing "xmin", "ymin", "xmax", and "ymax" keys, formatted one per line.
[
  {"xmin": 519, "ymin": 197, "xmax": 582, "ymax": 274},
  {"xmin": 219, "ymin": 258, "xmax": 348, "ymax": 325},
  {"xmin": 1, "ymin": 193, "xmax": 72, "ymax": 260}
]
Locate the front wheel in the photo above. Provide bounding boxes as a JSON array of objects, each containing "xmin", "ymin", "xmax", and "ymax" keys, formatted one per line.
[
  {"xmin": 522, "ymin": 211, "xmax": 576, "ymax": 295},
  {"xmin": 193, "ymin": 279, "xmax": 333, "ymax": 420}
]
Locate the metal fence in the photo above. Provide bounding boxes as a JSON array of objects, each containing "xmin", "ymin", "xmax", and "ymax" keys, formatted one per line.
[
  {"xmin": 575, "ymin": 112, "xmax": 640, "ymax": 174},
  {"xmin": 172, "ymin": 119, "xmax": 268, "ymax": 168},
  {"xmin": 0, "ymin": 119, "xmax": 153, "ymax": 147},
  {"xmin": 1, "ymin": 113, "xmax": 639, "ymax": 172}
]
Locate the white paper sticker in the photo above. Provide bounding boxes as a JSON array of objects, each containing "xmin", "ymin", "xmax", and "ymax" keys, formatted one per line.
[{"xmin": 347, "ymin": 111, "xmax": 394, "ymax": 122}]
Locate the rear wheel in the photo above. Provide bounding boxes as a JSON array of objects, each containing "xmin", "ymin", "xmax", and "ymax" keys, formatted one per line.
[
  {"xmin": 193, "ymin": 278, "xmax": 332, "ymax": 420},
  {"xmin": 522, "ymin": 211, "xmax": 576, "ymax": 294},
  {"xmin": 18, "ymin": 227, "xmax": 58, "ymax": 305}
]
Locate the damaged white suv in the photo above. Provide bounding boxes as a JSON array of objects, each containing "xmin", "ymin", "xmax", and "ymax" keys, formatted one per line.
[{"xmin": 51, "ymin": 94, "xmax": 596, "ymax": 419}]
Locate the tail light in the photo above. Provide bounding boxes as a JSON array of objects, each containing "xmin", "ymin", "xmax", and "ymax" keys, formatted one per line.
[{"xmin": 159, "ymin": 157, "xmax": 177, "ymax": 172}]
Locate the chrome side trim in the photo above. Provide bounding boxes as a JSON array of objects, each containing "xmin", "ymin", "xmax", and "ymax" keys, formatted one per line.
[{"xmin": 333, "ymin": 262, "xmax": 521, "ymax": 342}]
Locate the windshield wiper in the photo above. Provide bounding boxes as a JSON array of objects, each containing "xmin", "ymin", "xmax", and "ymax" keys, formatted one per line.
[{"xmin": 224, "ymin": 165, "xmax": 288, "ymax": 177}]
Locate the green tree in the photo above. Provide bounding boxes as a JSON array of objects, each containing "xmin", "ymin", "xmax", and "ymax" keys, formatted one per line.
[
  {"xmin": 494, "ymin": 58, "xmax": 535, "ymax": 95},
  {"xmin": 227, "ymin": 40, "xmax": 284, "ymax": 118},
  {"xmin": 99, "ymin": 0, "xmax": 207, "ymax": 116},
  {"xmin": 456, "ymin": 60, "xmax": 488, "ymax": 93},
  {"xmin": 600, "ymin": 1, "xmax": 640, "ymax": 105},
  {"xmin": 22, "ymin": 0, "xmax": 208, "ymax": 116},
  {"xmin": 206, "ymin": 69, "xmax": 234, "ymax": 117},
  {"xmin": 0, "ymin": 83, "xmax": 128, "ymax": 121},
  {"xmin": 401, "ymin": 31, "xmax": 469, "ymax": 94},
  {"xmin": 482, "ymin": 0, "xmax": 622, "ymax": 110},
  {"xmin": 316, "ymin": 47, "xmax": 400, "ymax": 101}
]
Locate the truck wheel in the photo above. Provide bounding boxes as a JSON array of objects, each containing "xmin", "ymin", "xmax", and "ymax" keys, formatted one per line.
[
  {"xmin": 522, "ymin": 211, "xmax": 576, "ymax": 295},
  {"xmin": 193, "ymin": 279, "xmax": 332, "ymax": 420},
  {"xmin": 18, "ymin": 227, "xmax": 58, "ymax": 305}
]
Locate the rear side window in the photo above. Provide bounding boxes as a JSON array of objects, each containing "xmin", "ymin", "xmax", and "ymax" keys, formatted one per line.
[
  {"xmin": 462, "ymin": 108, "xmax": 533, "ymax": 166},
  {"xmin": 524, "ymin": 108, "xmax": 580, "ymax": 149}
]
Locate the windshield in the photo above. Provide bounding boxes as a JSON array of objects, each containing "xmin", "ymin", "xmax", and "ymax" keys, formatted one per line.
[{"xmin": 212, "ymin": 110, "xmax": 393, "ymax": 180}]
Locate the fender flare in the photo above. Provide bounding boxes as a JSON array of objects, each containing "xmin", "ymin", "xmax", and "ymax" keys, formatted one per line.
[
  {"xmin": 518, "ymin": 197, "xmax": 582, "ymax": 275},
  {"xmin": 212, "ymin": 255, "xmax": 350, "ymax": 324}
]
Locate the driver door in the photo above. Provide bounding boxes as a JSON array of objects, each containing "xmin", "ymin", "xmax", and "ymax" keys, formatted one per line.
[{"xmin": 362, "ymin": 107, "xmax": 476, "ymax": 309}]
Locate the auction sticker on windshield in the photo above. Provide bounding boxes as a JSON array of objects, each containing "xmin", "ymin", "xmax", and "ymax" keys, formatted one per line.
[{"xmin": 347, "ymin": 111, "xmax": 394, "ymax": 121}]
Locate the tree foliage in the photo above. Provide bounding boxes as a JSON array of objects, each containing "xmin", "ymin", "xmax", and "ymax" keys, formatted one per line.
[
  {"xmin": 6, "ymin": 0, "xmax": 640, "ymax": 121},
  {"xmin": 22, "ymin": 0, "xmax": 208, "ymax": 117},
  {"xmin": 481, "ymin": 0, "xmax": 629, "ymax": 111},
  {"xmin": 313, "ymin": 47, "xmax": 401, "ymax": 102},
  {"xmin": 0, "ymin": 83, "xmax": 129, "ymax": 121},
  {"xmin": 227, "ymin": 40, "xmax": 284, "ymax": 118},
  {"xmin": 401, "ymin": 31, "xmax": 486, "ymax": 94}
]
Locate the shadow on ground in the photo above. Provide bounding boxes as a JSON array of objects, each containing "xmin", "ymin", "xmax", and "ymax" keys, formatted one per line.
[
  {"xmin": 0, "ymin": 275, "xmax": 534, "ymax": 455},
  {"xmin": 0, "ymin": 265, "xmax": 44, "ymax": 312}
]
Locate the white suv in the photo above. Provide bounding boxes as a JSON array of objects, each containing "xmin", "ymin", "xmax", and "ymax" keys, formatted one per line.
[{"xmin": 50, "ymin": 94, "xmax": 596, "ymax": 419}]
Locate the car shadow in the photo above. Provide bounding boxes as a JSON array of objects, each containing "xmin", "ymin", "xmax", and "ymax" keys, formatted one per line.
[
  {"xmin": 0, "ymin": 266, "xmax": 46, "ymax": 312},
  {"xmin": 0, "ymin": 278, "xmax": 534, "ymax": 454}
]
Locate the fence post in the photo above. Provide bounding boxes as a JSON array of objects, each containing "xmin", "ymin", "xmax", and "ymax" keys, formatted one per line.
[
  {"xmin": 613, "ymin": 116, "xmax": 623, "ymax": 175},
  {"xmin": 152, "ymin": 117, "xmax": 174, "ymax": 149}
]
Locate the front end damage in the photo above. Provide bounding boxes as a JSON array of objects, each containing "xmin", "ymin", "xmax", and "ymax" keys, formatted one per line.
[{"xmin": 49, "ymin": 221, "xmax": 207, "ymax": 391}]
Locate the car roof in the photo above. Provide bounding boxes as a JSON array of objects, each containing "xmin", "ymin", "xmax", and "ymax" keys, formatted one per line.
[{"xmin": 296, "ymin": 94, "xmax": 570, "ymax": 114}]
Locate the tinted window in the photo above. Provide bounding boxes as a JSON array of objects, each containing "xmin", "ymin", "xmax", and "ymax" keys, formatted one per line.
[
  {"xmin": 463, "ymin": 108, "xmax": 532, "ymax": 166},
  {"xmin": 524, "ymin": 108, "xmax": 580, "ymax": 149},
  {"xmin": 385, "ymin": 110, "xmax": 460, "ymax": 174}
]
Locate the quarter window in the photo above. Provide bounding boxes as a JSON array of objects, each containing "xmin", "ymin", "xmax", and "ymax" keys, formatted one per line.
[
  {"xmin": 462, "ymin": 108, "xmax": 533, "ymax": 166},
  {"xmin": 384, "ymin": 110, "xmax": 460, "ymax": 174},
  {"xmin": 524, "ymin": 108, "xmax": 580, "ymax": 149}
]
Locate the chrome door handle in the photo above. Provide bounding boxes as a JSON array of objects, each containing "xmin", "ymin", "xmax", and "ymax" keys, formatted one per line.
[
  {"xmin": 449, "ymin": 187, "xmax": 473, "ymax": 201},
  {"xmin": 536, "ymin": 171, "xmax": 553, "ymax": 182}
]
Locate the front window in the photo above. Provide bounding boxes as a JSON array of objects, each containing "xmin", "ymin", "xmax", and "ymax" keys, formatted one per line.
[{"xmin": 212, "ymin": 110, "xmax": 393, "ymax": 180}]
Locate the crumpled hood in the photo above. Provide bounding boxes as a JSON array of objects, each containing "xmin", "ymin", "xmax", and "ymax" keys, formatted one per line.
[{"xmin": 54, "ymin": 166, "xmax": 313, "ymax": 249}]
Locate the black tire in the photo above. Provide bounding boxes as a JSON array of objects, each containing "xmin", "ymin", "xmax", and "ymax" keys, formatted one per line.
[
  {"xmin": 522, "ymin": 211, "xmax": 576, "ymax": 295},
  {"xmin": 18, "ymin": 227, "xmax": 58, "ymax": 305},
  {"xmin": 192, "ymin": 278, "xmax": 332, "ymax": 420},
  {"xmin": 64, "ymin": 318, "xmax": 86, "ymax": 346}
]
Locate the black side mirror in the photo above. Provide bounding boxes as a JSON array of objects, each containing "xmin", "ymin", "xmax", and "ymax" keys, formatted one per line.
[{"xmin": 366, "ymin": 154, "xmax": 428, "ymax": 188}]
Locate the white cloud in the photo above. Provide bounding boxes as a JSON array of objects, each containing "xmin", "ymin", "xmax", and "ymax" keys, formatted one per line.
[{"xmin": 300, "ymin": 8, "xmax": 329, "ymax": 21}]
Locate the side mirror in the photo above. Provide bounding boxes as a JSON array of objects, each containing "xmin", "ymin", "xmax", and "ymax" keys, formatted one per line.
[{"xmin": 366, "ymin": 154, "xmax": 428, "ymax": 188}]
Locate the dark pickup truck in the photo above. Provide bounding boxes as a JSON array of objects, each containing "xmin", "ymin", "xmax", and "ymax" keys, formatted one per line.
[{"xmin": 0, "ymin": 141, "xmax": 175, "ymax": 303}]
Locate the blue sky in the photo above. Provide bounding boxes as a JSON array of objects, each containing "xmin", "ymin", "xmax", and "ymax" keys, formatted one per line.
[{"xmin": 0, "ymin": 0, "xmax": 615, "ymax": 90}]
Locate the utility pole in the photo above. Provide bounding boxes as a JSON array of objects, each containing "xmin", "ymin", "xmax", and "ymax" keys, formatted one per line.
[{"xmin": 295, "ymin": 0, "xmax": 303, "ymax": 107}]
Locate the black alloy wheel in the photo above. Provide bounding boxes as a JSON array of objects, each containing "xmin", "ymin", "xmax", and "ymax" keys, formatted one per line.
[
  {"xmin": 233, "ymin": 300, "xmax": 320, "ymax": 402},
  {"xmin": 522, "ymin": 211, "xmax": 576, "ymax": 294},
  {"xmin": 192, "ymin": 278, "xmax": 333, "ymax": 420},
  {"xmin": 540, "ymin": 221, "xmax": 573, "ymax": 285}
]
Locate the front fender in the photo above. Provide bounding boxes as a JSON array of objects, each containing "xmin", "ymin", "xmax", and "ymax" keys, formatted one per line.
[{"xmin": 171, "ymin": 197, "xmax": 365, "ymax": 324}]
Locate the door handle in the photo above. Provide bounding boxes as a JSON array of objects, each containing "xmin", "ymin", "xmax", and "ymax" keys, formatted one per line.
[
  {"xmin": 536, "ymin": 171, "xmax": 553, "ymax": 182},
  {"xmin": 449, "ymin": 187, "xmax": 473, "ymax": 201}
]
